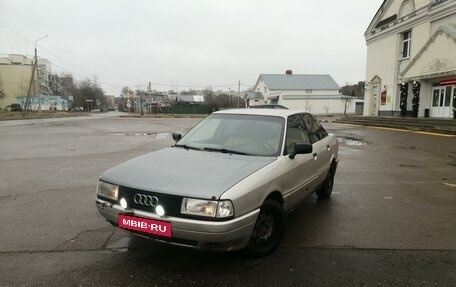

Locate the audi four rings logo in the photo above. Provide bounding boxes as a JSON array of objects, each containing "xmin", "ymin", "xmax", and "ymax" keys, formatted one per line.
[{"xmin": 134, "ymin": 193, "xmax": 159, "ymax": 207}]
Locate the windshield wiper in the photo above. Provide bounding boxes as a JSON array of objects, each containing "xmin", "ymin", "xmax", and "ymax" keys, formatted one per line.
[
  {"xmin": 174, "ymin": 144, "xmax": 201, "ymax": 151},
  {"xmin": 203, "ymin": 147, "xmax": 251, "ymax": 156}
]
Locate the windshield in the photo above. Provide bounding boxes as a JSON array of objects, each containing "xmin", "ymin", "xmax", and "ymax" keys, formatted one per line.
[{"xmin": 177, "ymin": 114, "xmax": 285, "ymax": 157}]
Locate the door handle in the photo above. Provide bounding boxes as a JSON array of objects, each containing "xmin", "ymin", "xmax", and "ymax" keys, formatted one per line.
[
  {"xmin": 327, "ymin": 144, "xmax": 331, "ymax": 151},
  {"xmin": 313, "ymin": 153, "xmax": 318, "ymax": 160}
]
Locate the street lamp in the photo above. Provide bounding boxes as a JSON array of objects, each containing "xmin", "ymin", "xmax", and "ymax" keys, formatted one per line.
[{"xmin": 34, "ymin": 34, "xmax": 49, "ymax": 114}]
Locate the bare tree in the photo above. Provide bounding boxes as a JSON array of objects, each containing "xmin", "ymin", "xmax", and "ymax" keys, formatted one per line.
[
  {"xmin": 72, "ymin": 78, "xmax": 106, "ymax": 110},
  {"xmin": 203, "ymin": 87, "xmax": 216, "ymax": 109},
  {"xmin": 340, "ymin": 90, "xmax": 355, "ymax": 116},
  {"xmin": 304, "ymin": 95, "xmax": 312, "ymax": 113},
  {"xmin": 181, "ymin": 89, "xmax": 196, "ymax": 95},
  {"xmin": 340, "ymin": 81, "xmax": 365, "ymax": 99},
  {"xmin": 323, "ymin": 104, "xmax": 330, "ymax": 114},
  {"xmin": 121, "ymin": 86, "xmax": 134, "ymax": 97}
]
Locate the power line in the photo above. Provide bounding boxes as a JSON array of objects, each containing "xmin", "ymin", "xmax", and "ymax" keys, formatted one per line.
[
  {"xmin": 0, "ymin": 20, "xmax": 142, "ymax": 89},
  {"xmin": 240, "ymin": 83, "xmax": 254, "ymax": 87},
  {"xmin": 0, "ymin": 20, "xmax": 33, "ymax": 45},
  {"xmin": 147, "ymin": 82, "xmax": 238, "ymax": 88},
  {"xmin": 0, "ymin": 20, "xmax": 255, "ymax": 92}
]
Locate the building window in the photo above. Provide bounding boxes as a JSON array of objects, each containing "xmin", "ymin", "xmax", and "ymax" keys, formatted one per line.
[
  {"xmin": 264, "ymin": 87, "xmax": 267, "ymax": 94},
  {"xmin": 305, "ymin": 89, "xmax": 312, "ymax": 93},
  {"xmin": 444, "ymin": 86, "xmax": 452, "ymax": 106},
  {"xmin": 402, "ymin": 31, "xmax": 411, "ymax": 59}
]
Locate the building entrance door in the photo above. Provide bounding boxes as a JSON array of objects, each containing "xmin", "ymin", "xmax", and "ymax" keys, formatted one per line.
[
  {"xmin": 431, "ymin": 86, "xmax": 453, "ymax": 117},
  {"xmin": 371, "ymin": 85, "xmax": 380, "ymax": 116}
]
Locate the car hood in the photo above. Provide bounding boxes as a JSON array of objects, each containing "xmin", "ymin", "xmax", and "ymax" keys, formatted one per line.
[{"xmin": 100, "ymin": 147, "xmax": 275, "ymax": 199}]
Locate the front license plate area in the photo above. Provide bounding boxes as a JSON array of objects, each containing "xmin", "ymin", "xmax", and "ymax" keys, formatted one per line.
[{"xmin": 118, "ymin": 214, "xmax": 172, "ymax": 237}]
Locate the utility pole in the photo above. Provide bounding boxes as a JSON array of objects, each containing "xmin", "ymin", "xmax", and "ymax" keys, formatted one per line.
[
  {"xmin": 229, "ymin": 88, "xmax": 231, "ymax": 107},
  {"xmin": 139, "ymin": 91, "xmax": 143, "ymax": 116},
  {"xmin": 147, "ymin": 82, "xmax": 152, "ymax": 115},
  {"xmin": 34, "ymin": 47, "xmax": 40, "ymax": 114},
  {"xmin": 34, "ymin": 34, "xmax": 49, "ymax": 115},
  {"xmin": 238, "ymin": 80, "xmax": 240, "ymax": 108},
  {"xmin": 23, "ymin": 60, "xmax": 37, "ymax": 117}
]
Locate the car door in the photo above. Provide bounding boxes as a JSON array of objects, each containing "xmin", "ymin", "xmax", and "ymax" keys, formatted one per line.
[
  {"xmin": 281, "ymin": 114, "xmax": 320, "ymax": 210},
  {"xmin": 302, "ymin": 114, "xmax": 332, "ymax": 186}
]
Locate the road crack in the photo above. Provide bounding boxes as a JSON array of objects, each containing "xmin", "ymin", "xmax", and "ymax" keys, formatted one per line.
[
  {"xmin": 53, "ymin": 227, "xmax": 106, "ymax": 251},
  {"xmin": 0, "ymin": 186, "xmax": 94, "ymax": 200}
]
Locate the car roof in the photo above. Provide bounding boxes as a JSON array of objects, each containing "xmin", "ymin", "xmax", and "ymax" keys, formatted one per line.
[
  {"xmin": 249, "ymin": 104, "xmax": 288, "ymax": 109},
  {"xmin": 213, "ymin": 108, "xmax": 309, "ymax": 118}
]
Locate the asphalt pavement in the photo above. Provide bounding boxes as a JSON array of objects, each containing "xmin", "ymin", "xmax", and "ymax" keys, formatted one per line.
[{"xmin": 0, "ymin": 112, "xmax": 455, "ymax": 286}]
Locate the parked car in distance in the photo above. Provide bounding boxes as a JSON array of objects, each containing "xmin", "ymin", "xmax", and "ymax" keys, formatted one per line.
[
  {"xmin": 96, "ymin": 109, "xmax": 339, "ymax": 256},
  {"xmin": 9, "ymin": 103, "xmax": 23, "ymax": 112},
  {"xmin": 249, "ymin": 104, "xmax": 288, "ymax": 109}
]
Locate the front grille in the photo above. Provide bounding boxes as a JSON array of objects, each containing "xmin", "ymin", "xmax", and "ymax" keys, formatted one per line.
[
  {"xmin": 119, "ymin": 186, "xmax": 182, "ymax": 217},
  {"xmin": 118, "ymin": 186, "xmax": 233, "ymax": 222}
]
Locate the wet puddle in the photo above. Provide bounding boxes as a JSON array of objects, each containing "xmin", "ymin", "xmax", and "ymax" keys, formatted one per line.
[
  {"xmin": 337, "ymin": 136, "xmax": 367, "ymax": 146},
  {"xmin": 109, "ymin": 132, "xmax": 171, "ymax": 139}
]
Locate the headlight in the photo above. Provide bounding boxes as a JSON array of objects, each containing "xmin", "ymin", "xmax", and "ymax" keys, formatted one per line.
[
  {"xmin": 181, "ymin": 198, "xmax": 234, "ymax": 218},
  {"xmin": 97, "ymin": 180, "xmax": 119, "ymax": 200}
]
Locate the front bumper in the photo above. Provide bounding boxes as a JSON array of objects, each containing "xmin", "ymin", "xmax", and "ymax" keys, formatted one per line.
[{"xmin": 96, "ymin": 198, "xmax": 259, "ymax": 251}]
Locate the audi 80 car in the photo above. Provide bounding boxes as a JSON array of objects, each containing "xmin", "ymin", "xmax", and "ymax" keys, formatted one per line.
[{"xmin": 96, "ymin": 109, "xmax": 339, "ymax": 256}]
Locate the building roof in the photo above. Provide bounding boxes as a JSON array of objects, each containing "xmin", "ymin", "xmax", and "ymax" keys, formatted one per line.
[
  {"xmin": 245, "ymin": 91, "xmax": 263, "ymax": 99},
  {"xmin": 258, "ymin": 74, "xmax": 340, "ymax": 90},
  {"xmin": 365, "ymin": 0, "xmax": 388, "ymax": 35},
  {"xmin": 178, "ymin": 95, "xmax": 204, "ymax": 102},
  {"xmin": 401, "ymin": 24, "xmax": 456, "ymax": 80},
  {"xmin": 215, "ymin": 108, "xmax": 309, "ymax": 118},
  {"xmin": 365, "ymin": 0, "xmax": 452, "ymax": 38}
]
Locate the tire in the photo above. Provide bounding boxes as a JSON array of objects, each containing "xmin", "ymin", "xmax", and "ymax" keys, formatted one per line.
[
  {"xmin": 316, "ymin": 166, "xmax": 335, "ymax": 199},
  {"xmin": 246, "ymin": 200, "xmax": 285, "ymax": 257}
]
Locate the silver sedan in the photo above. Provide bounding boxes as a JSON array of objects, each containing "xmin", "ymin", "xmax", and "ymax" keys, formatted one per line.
[{"xmin": 96, "ymin": 109, "xmax": 339, "ymax": 256}]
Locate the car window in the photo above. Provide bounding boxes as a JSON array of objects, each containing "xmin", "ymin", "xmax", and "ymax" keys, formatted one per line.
[
  {"xmin": 284, "ymin": 114, "xmax": 310, "ymax": 155},
  {"xmin": 302, "ymin": 114, "xmax": 328, "ymax": 143},
  {"xmin": 313, "ymin": 115, "xmax": 329, "ymax": 139},
  {"xmin": 183, "ymin": 117, "xmax": 222, "ymax": 143},
  {"xmin": 178, "ymin": 114, "xmax": 285, "ymax": 157}
]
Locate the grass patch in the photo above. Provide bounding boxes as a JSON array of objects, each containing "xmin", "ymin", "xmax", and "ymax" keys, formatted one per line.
[
  {"xmin": 0, "ymin": 111, "xmax": 88, "ymax": 121},
  {"xmin": 120, "ymin": 113, "xmax": 207, "ymax": 119}
]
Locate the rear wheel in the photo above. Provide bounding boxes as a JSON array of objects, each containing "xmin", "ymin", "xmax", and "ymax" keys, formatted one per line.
[
  {"xmin": 316, "ymin": 166, "xmax": 335, "ymax": 199},
  {"xmin": 246, "ymin": 200, "xmax": 285, "ymax": 257}
]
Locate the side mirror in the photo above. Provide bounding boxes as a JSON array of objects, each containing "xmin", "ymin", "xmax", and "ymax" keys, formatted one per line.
[
  {"xmin": 172, "ymin": 133, "xmax": 182, "ymax": 142},
  {"xmin": 289, "ymin": 143, "xmax": 312, "ymax": 159}
]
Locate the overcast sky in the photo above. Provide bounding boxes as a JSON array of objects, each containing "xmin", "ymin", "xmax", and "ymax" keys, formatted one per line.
[{"xmin": 0, "ymin": 0, "xmax": 383, "ymax": 95}]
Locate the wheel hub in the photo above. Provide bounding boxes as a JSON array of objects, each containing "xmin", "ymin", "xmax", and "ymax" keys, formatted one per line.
[{"xmin": 255, "ymin": 214, "xmax": 275, "ymax": 241}]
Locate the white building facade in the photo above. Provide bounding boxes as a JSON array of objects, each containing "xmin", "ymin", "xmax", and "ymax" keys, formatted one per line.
[
  {"xmin": 252, "ymin": 72, "xmax": 352, "ymax": 114},
  {"xmin": 364, "ymin": 0, "xmax": 456, "ymax": 118}
]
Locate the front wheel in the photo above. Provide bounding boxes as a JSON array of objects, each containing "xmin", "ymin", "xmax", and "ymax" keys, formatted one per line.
[
  {"xmin": 246, "ymin": 200, "xmax": 285, "ymax": 257},
  {"xmin": 316, "ymin": 166, "xmax": 335, "ymax": 199}
]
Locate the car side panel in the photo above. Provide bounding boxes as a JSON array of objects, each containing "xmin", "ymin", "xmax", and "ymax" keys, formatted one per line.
[
  {"xmin": 280, "ymin": 152, "xmax": 321, "ymax": 211},
  {"xmin": 312, "ymin": 136, "xmax": 332, "ymax": 185},
  {"xmin": 220, "ymin": 154, "xmax": 320, "ymax": 216}
]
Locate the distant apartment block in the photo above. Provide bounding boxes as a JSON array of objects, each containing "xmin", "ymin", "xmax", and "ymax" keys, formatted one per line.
[{"xmin": 0, "ymin": 54, "xmax": 52, "ymax": 109}]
